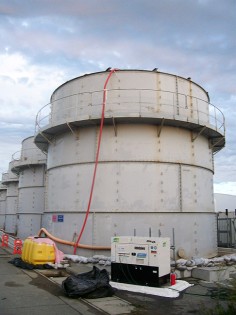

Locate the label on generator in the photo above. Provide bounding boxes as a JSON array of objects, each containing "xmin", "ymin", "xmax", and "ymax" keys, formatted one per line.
[
  {"xmin": 134, "ymin": 246, "xmax": 146, "ymax": 250},
  {"xmin": 136, "ymin": 253, "xmax": 147, "ymax": 258}
]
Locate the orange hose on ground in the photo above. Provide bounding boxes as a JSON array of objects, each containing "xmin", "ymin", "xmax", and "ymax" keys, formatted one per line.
[{"xmin": 38, "ymin": 228, "xmax": 111, "ymax": 250}]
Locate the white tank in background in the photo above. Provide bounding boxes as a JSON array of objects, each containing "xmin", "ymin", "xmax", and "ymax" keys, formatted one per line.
[
  {"xmin": 35, "ymin": 69, "xmax": 225, "ymax": 258},
  {"xmin": 1, "ymin": 161, "xmax": 19, "ymax": 234},
  {"xmin": 11, "ymin": 136, "xmax": 47, "ymax": 240},
  {"xmin": 214, "ymin": 193, "xmax": 236, "ymax": 214},
  {"xmin": 0, "ymin": 181, "xmax": 7, "ymax": 229}
]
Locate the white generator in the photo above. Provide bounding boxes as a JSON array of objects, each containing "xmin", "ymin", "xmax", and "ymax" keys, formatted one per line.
[{"xmin": 111, "ymin": 236, "xmax": 170, "ymax": 287}]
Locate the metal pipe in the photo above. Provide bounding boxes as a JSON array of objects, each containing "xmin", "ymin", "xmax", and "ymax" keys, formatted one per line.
[
  {"xmin": 149, "ymin": 227, "xmax": 152, "ymax": 237},
  {"xmin": 172, "ymin": 228, "xmax": 176, "ymax": 262}
]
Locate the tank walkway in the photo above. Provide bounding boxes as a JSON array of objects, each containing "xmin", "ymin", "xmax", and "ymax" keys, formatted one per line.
[
  {"xmin": 0, "ymin": 246, "xmax": 231, "ymax": 315},
  {"xmin": 0, "ymin": 247, "xmax": 104, "ymax": 315}
]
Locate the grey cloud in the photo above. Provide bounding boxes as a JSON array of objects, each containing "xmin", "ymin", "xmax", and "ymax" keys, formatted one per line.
[
  {"xmin": 1, "ymin": 0, "xmax": 235, "ymax": 90},
  {"xmin": 17, "ymin": 77, "xmax": 29, "ymax": 84},
  {"xmin": 1, "ymin": 1, "xmax": 235, "ymax": 41},
  {"xmin": 0, "ymin": 75, "xmax": 15, "ymax": 84}
]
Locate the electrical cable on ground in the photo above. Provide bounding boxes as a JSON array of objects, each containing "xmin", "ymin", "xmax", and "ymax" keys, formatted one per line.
[{"xmin": 73, "ymin": 68, "xmax": 118, "ymax": 254}]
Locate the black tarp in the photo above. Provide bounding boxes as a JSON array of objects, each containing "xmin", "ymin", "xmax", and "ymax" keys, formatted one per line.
[
  {"xmin": 8, "ymin": 257, "xmax": 54, "ymax": 270},
  {"xmin": 62, "ymin": 266, "xmax": 114, "ymax": 299}
]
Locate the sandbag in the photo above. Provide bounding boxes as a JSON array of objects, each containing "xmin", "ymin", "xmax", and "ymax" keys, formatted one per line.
[{"xmin": 62, "ymin": 266, "xmax": 114, "ymax": 299}]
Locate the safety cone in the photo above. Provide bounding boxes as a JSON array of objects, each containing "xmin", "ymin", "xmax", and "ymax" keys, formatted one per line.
[
  {"xmin": 13, "ymin": 239, "xmax": 23, "ymax": 255},
  {"xmin": 1, "ymin": 234, "xmax": 9, "ymax": 247}
]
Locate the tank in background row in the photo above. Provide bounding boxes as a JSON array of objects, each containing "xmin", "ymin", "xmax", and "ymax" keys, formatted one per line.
[
  {"xmin": 0, "ymin": 181, "xmax": 7, "ymax": 229},
  {"xmin": 11, "ymin": 136, "xmax": 47, "ymax": 239},
  {"xmin": 1, "ymin": 161, "xmax": 19, "ymax": 234}
]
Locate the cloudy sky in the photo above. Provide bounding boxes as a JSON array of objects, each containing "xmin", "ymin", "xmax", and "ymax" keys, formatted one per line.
[{"xmin": 0, "ymin": 0, "xmax": 235, "ymax": 195}]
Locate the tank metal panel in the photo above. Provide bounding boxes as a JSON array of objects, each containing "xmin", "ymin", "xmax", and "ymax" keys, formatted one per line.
[
  {"xmin": 45, "ymin": 124, "xmax": 214, "ymax": 215},
  {"xmin": 181, "ymin": 166, "xmax": 214, "ymax": 212},
  {"xmin": 17, "ymin": 214, "xmax": 42, "ymax": 240},
  {"xmin": 42, "ymin": 212, "xmax": 217, "ymax": 258},
  {"xmin": 157, "ymin": 127, "xmax": 212, "ymax": 168},
  {"xmin": 6, "ymin": 182, "xmax": 18, "ymax": 197},
  {"xmin": 46, "ymin": 71, "xmax": 219, "ymax": 133},
  {"xmin": 47, "ymin": 126, "xmax": 213, "ymax": 170},
  {"xmin": 6, "ymin": 196, "xmax": 18, "ymax": 214},
  {"xmin": 92, "ymin": 212, "xmax": 218, "ymax": 258},
  {"xmin": 18, "ymin": 166, "xmax": 45, "ymax": 187},
  {"xmin": 4, "ymin": 178, "xmax": 18, "ymax": 232},
  {"xmin": 35, "ymin": 72, "xmax": 225, "ymax": 156},
  {"xmin": 47, "ymin": 128, "xmax": 96, "ymax": 168},
  {"xmin": 5, "ymin": 214, "xmax": 17, "ymax": 234},
  {"xmin": 116, "ymin": 163, "xmax": 180, "ymax": 212},
  {"xmin": 46, "ymin": 160, "xmax": 213, "ymax": 214},
  {"xmin": 46, "ymin": 165, "xmax": 91, "ymax": 212},
  {"xmin": 0, "ymin": 183, "xmax": 6, "ymax": 228},
  {"xmin": 0, "ymin": 200, "xmax": 6, "ymax": 214},
  {"xmin": 0, "ymin": 199, "xmax": 6, "ymax": 228},
  {"xmin": 21, "ymin": 137, "xmax": 46, "ymax": 161},
  {"xmin": 14, "ymin": 139, "xmax": 46, "ymax": 238},
  {"xmin": 2, "ymin": 170, "xmax": 18, "ymax": 184},
  {"xmin": 0, "ymin": 182, "xmax": 7, "ymax": 190},
  {"xmin": 0, "ymin": 215, "xmax": 5, "ymax": 229},
  {"xmin": 18, "ymin": 187, "xmax": 45, "ymax": 214},
  {"xmin": 12, "ymin": 136, "xmax": 46, "ymax": 171},
  {"xmin": 0, "ymin": 189, "xmax": 7, "ymax": 202},
  {"xmin": 0, "ymin": 191, "xmax": 6, "ymax": 214}
]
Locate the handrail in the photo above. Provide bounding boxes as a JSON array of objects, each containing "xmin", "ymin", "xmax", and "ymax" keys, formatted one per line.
[
  {"xmin": 35, "ymin": 102, "xmax": 51, "ymax": 135},
  {"xmin": 11, "ymin": 151, "xmax": 21, "ymax": 162},
  {"xmin": 38, "ymin": 228, "xmax": 111, "ymax": 251},
  {"xmin": 35, "ymin": 88, "xmax": 225, "ymax": 137},
  {"xmin": 1, "ymin": 171, "xmax": 18, "ymax": 183},
  {"xmin": 12, "ymin": 148, "xmax": 46, "ymax": 163},
  {"xmin": 0, "ymin": 182, "xmax": 7, "ymax": 189}
]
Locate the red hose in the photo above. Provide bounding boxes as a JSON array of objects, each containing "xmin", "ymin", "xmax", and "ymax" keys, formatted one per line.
[{"xmin": 73, "ymin": 69, "xmax": 118, "ymax": 254}]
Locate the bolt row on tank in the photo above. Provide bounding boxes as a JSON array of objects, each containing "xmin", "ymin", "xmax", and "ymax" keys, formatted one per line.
[{"xmin": 0, "ymin": 69, "xmax": 225, "ymax": 258}]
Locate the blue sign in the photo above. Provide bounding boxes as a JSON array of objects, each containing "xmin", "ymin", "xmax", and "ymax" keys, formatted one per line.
[{"xmin": 57, "ymin": 215, "xmax": 64, "ymax": 222}]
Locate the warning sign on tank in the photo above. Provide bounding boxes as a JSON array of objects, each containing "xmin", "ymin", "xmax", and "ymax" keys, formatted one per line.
[{"xmin": 52, "ymin": 214, "xmax": 64, "ymax": 222}]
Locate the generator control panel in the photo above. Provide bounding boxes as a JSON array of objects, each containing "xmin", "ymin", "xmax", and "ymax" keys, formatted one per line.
[{"xmin": 111, "ymin": 236, "xmax": 170, "ymax": 277}]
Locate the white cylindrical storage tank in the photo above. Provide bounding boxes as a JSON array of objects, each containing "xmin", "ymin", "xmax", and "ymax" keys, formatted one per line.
[
  {"xmin": 2, "ymin": 161, "xmax": 19, "ymax": 234},
  {"xmin": 0, "ymin": 182, "xmax": 7, "ymax": 229},
  {"xmin": 11, "ymin": 136, "xmax": 47, "ymax": 240},
  {"xmin": 35, "ymin": 70, "xmax": 225, "ymax": 258}
]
